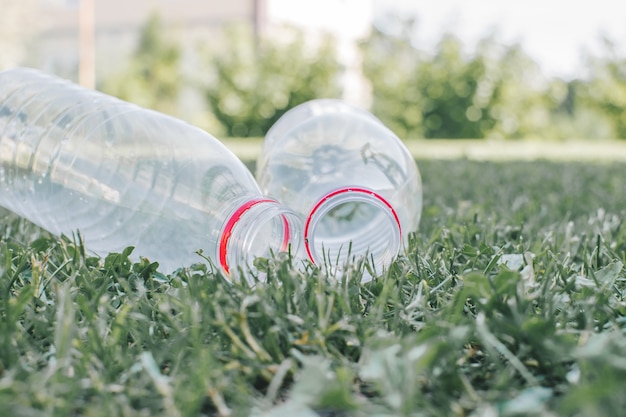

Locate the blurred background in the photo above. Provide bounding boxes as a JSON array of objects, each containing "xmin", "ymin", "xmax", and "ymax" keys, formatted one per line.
[{"xmin": 2, "ymin": 0, "xmax": 626, "ymax": 141}]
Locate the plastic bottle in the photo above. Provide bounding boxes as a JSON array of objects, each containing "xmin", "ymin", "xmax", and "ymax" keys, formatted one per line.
[
  {"xmin": 256, "ymin": 99, "xmax": 422, "ymax": 280},
  {"xmin": 0, "ymin": 67, "xmax": 302, "ymax": 280}
]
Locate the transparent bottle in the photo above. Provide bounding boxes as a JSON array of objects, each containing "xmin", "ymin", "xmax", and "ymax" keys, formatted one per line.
[
  {"xmin": 0, "ymin": 67, "xmax": 302, "ymax": 280},
  {"xmin": 256, "ymin": 99, "xmax": 422, "ymax": 280}
]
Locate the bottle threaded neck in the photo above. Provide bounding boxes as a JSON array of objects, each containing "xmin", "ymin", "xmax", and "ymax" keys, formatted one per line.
[
  {"xmin": 304, "ymin": 187, "xmax": 402, "ymax": 276},
  {"xmin": 219, "ymin": 198, "xmax": 302, "ymax": 280}
]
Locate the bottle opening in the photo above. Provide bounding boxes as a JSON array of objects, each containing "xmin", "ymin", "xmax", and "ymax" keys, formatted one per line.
[
  {"xmin": 304, "ymin": 187, "xmax": 402, "ymax": 273},
  {"xmin": 219, "ymin": 198, "xmax": 300, "ymax": 277}
]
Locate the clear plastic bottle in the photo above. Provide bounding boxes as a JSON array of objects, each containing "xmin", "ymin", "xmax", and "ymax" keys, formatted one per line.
[
  {"xmin": 256, "ymin": 99, "xmax": 422, "ymax": 279},
  {"xmin": 0, "ymin": 67, "xmax": 302, "ymax": 280}
]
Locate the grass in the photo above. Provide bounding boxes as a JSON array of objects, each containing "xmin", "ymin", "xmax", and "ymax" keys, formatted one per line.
[{"xmin": 1, "ymin": 158, "xmax": 625, "ymax": 416}]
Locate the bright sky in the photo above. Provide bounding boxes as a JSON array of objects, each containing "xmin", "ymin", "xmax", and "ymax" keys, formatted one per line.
[{"xmin": 373, "ymin": 0, "xmax": 626, "ymax": 79}]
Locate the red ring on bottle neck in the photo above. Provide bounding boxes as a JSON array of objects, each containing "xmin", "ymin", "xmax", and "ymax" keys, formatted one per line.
[
  {"xmin": 303, "ymin": 187, "xmax": 402, "ymax": 264},
  {"xmin": 220, "ymin": 198, "xmax": 272, "ymax": 275},
  {"xmin": 219, "ymin": 199, "xmax": 292, "ymax": 276},
  {"xmin": 280, "ymin": 214, "xmax": 290, "ymax": 252}
]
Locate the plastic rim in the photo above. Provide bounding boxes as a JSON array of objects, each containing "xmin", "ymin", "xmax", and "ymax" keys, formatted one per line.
[
  {"xmin": 303, "ymin": 187, "xmax": 402, "ymax": 264},
  {"xmin": 219, "ymin": 198, "xmax": 291, "ymax": 275}
]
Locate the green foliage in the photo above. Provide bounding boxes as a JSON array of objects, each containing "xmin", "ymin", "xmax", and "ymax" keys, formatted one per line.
[
  {"xmin": 418, "ymin": 35, "xmax": 494, "ymax": 139},
  {"xmin": 357, "ymin": 19, "xmax": 423, "ymax": 140},
  {"xmin": 99, "ymin": 13, "xmax": 182, "ymax": 116},
  {"xmin": 92, "ymin": 13, "xmax": 626, "ymax": 140},
  {"xmin": 199, "ymin": 24, "xmax": 342, "ymax": 137},
  {"xmin": 1, "ymin": 159, "xmax": 625, "ymax": 415},
  {"xmin": 360, "ymin": 18, "xmax": 615, "ymax": 140},
  {"xmin": 578, "ymin": 38, "xmax": 626, "ymax": 139}
]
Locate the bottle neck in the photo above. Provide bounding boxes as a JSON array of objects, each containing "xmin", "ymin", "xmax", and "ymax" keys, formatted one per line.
[
  {"xmin": 304, "ymin": 187, "xmax": 402, "ymax": 278},
  {"xmin": 219, "ymin": 198, "xmax": 302, "ymax": 281}
]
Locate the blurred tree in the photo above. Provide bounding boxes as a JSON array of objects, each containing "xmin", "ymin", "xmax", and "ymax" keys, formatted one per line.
[
  {"xmin": 200, "ymin": 24, "xmax": 342, "ymax": 137},
  {"xmin": 478, "ymin": 40, "xmax": 556, "ymax": 139},
  {"xmin": 578, "ymin": 38, "xmax": 626, "ymax": 139},
  {"xmin": 358, "ymin": 19, "xmax": 425, "ymax": 140},
  {"xmin": 550, "ymin": 78, "xmax": 615, "ymax": 140},
  {"xmin": 99, "ymin": 13, "xmax": 182, "ymax": 116},
  {"xmin": 0, "ymin": 0, "xmax": 37, "ymax": 69},
  {"xmin": 416, "ymin": 34, "xmax": 495, "ymax": 139},
  {"xmin": 361, "ymin": 19, "xmax": 582, "ymax": 140}
]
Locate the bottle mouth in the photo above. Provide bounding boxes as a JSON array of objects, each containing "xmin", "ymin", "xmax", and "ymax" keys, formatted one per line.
[
  {"xmin": 219, "ymin": 198, "xmax": 301, "ymax": 278},
  {"xmin": 304, "ymin": 187, "xmax": 402, "ymax": 273}
]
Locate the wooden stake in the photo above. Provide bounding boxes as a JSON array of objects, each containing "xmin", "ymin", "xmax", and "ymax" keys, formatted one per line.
[{"xmin": 78, "ymin": 0, "xmax": 95, "ymax": 89}]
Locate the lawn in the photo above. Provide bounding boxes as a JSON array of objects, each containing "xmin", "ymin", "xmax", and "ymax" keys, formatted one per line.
[{"xmin": 0, "ymin": 158, "xmax": 625, "ymax": 416}]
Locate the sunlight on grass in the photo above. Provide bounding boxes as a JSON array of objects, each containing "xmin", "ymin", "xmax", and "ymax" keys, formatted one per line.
[{"xmin": 222, "ymin": 138, "xmax": 626, "ymax": 162}]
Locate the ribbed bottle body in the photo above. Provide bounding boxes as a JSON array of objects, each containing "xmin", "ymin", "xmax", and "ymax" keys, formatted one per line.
[{"xmin": 0, "ymin": 68, "xmax": 300, "ymax": 276}]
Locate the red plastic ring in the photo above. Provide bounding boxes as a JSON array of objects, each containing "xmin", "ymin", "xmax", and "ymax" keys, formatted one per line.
[
  {"xmin": 280, "ymin": 214, "xmax": 290, "ymax": 252},
  {"xmin": 219, "ymin": 199, "xmax": 292, "ymax": 275},
  {"xmin": 303, "ymin": 187, "xmax": 401, "ymax": 264},
  {"xmin": 219, "ymin": 198, "xmax": 273, "ymax": 275}
]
